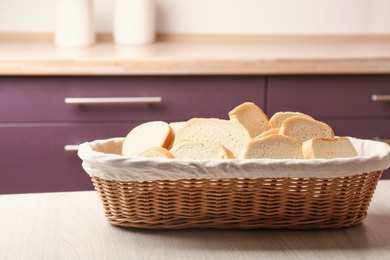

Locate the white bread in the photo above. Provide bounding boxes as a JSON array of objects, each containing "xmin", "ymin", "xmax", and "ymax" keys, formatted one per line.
[
  {"xmin": 302, "ymin": 137, "xmax": 358, "ymax": 159},
  {"xmin": 122, "ymin": 121, "xmax": 174, "ymax": 156},
  {"xmin": 228, "ymin": 102, "xmax": 269, "ymax": 138},
  {"xmin": 168, "ymin": 121, "xmax": 186, "ymax": 149},
  {"xmin": 254, "ymin": 128, "xmax": 279, "ymax": 139},
  {"xmin": 169, "ymin": 121, "xmax": 185, "ymax": 134},
  {"xmin": 172, "ymin": 118, "xmax": 252, "ymax": 158},
  {"xmin": 279, "ymin": 116, "xmax": 334, "ymax": 143},
  {"xmin": 137, "ymin": 147, "xmax": 175, "ymax": 159},
  {"xmin": 241, "ymin": 134, "xmax": 304, "ymax": 159},
  {"xmin": 170, "ymin": 141, "xmax": 234, "ymax": 160},
  {"xmin": 268, "ymin": 112, "xmax": 314, "ymax": 129}
]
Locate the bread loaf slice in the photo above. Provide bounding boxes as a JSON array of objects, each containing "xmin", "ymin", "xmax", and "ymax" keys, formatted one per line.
[
  {"xmin": 173, "ymin": 118, "xmax": 252, "ymax": 158},
  {"xmin": 302, "ymin": 137, "xmax": 358, "ymax": 159},
  {"xmin": 241, "ymin": 134, "xmax": 304, "ymax": 159},
  {"xmin": 137, "ymin": 147, "xmax": 175, "ymax": 158},
  {"xmin": 169, "ymin": 121, "xmax": 185, "ymax": 134},
  {"xmin": 279, "ymin": 116, "xmax": 334, "ymax": 143},
  {"xmin": 254, "ymin": 128, "xmax": 279, "ymax": 139},
  {"xmin": 170, "ymin": 141, "xmax": 234, "ymax": 160},
  {"xmin": 228, "ymin": 102, "xmax": 269, "ymax": 138},
  {"xmin": 122, "ymin": 121, "xmax": 174, "ymax": 156},
  {"xmin": 268, "ymin": 111, "xmax": 314, "ymax": 129},
  {"xmin": 168, "ymin": 121, "xmax": 186, "ymax": 149}
]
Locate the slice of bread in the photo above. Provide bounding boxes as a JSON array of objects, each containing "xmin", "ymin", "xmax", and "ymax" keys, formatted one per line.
[
  {"xmin": 168, "ymin": 121, "xmax": 186, "ymax": 149},
  {"xmin": 279, "ymin": 116, "xmax": 334, "ymax": 143},
  {"xmin": 172, "ymin": 118, "xmax": 252, "ymax": 158},
  {"xmin": 241, "ymin": 134, "xmax": 304, "ymax": 159},
  {"xmin": 228, "ymin": 102, "xmax": 269, "ymax": 138},
  {"xmin": 170, "ymin": 141, "xmax": 234, "ymax": 160},
  {"xmin": 302, "ymin": 137, "xmax": 358, "ymax": 159},
  {"xmin": 268, "ymin": 111, "xmax": 314, "ymax": 129},
  {"xmin": 137, "ymin": 147, "xmax": 175, "ymax": 159},
  {"xmin": 169, "ymin": 121, "xmax": 185, "ymax": 134},
  {"xmin": 254, "ymin": 127, "xmax": 279, "ymax": 139},
  {"xmin": 122, "ymin": 121, "xmax": 174, "ymax": 156}
]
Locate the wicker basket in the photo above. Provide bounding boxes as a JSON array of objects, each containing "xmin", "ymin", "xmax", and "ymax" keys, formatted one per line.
[{"xmin": 79, "ymin": 137, "xmax": 390, "ymax": 229}]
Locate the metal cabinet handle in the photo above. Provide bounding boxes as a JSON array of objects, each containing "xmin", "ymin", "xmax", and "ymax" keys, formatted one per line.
[
  {"xmin": 64, "ymin": 145, "xmax": 79, "ymax": 152},
  {"xmin": 371, "ymin": 94, "xmax": 390, "ymax": 102},
  {"xmin": 64, "ymin": 97, "xmax": 162, "ymax": 105}
]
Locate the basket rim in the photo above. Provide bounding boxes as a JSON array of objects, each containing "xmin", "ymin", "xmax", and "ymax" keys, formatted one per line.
[{"xmin": 78, "ymin": 136, "xmax": 390, "ymax": 182}]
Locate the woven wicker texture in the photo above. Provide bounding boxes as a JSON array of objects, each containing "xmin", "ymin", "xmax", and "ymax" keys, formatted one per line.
[{"xmin": 91, "ymin": 171, "xmax": 382, "ymax": 229}]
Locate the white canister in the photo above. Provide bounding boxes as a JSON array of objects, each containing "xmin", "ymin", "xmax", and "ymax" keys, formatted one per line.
[
  {"xmin": 114, "ymin": 0, "xmax": 156, "ymax": 45},
  {"xmin": 54, "ymin": 0, "xmax": 95, "ymax": 47}
]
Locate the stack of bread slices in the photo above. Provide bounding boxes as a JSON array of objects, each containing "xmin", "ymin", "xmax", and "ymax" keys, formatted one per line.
[{"xmin": 121, "ymin": 102, "xmax": 358, "ymax": 160}]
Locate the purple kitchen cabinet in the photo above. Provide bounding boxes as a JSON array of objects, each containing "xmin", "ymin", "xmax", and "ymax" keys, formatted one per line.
[
  {"xmin": 267, "ymin": 75, "xmax": 390, "ymax": 179},
  {"xmin": 0, "ymin": 76, "xmax": 266, "ymax": 193},
  {"xmin": 0, "ymin": 76, "xmax": 266, "ymax": 123},
  {"xmin": 0, "ymin": 123, "xmax": 136, "ymax": 194},
  {"xmin": 267, "ymin": 75, "xmax": 390, "ymax": 118},
  {"xmin": 322, "ymin": 119, "xmax": 389, "ymax": 140}
]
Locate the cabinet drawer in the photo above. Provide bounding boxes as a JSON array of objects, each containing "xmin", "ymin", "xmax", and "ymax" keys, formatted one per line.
[
  {"xmin": 0, "ymin": 76, "xmax": 265, "ymax": 123},
  {"xmin": 267, "ymin": 75, "xmax": 390, "ymax": 118},
  {"xmin": 0, "ymin": 123, "xmax": 136, "ymax": 194}
]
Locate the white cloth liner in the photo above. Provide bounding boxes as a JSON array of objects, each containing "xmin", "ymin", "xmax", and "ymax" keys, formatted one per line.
[{"xmin": 78, "ymin": 137, "xmax": 390, "ymax": 182}]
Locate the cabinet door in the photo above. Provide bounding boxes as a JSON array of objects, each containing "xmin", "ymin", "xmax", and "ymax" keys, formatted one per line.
[
  {"xmin": 267, "ymin": 75, "xmax": 390, "ymax": 140},
  {"xmin": 267, "ymin": 75, "xmax": 390, "ymax": 118},
  {"xmin": 321, "ymin": 119, "xmax": 389, "ymax": 140},
  {"xmin": 0, "ymin": 76, "xmax": 265, "ymax": 123},
  {"xmin": 0, "ymin": 123, "xmax": 136, "ymax": 194},
  {"xmin": 267, "ymin": 75, "xmax": 390, "ymax": 179}
]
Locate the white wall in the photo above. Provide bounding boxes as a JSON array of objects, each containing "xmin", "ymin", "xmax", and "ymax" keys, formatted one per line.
[{"xmin": 0, "ymin": 0, "xmax": 389, "ymax": 34}]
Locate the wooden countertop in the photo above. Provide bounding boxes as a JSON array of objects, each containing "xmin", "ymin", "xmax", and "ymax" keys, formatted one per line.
[
  {"xmin": 1, "ymin": 34, "xmax": 390, "ymax": 75},
  {"xmin": 1, "ymin": 180, "xmax": 390, "ymax": 259}
]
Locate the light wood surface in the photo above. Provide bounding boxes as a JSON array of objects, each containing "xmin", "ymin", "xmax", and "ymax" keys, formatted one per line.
[
  {"xmin": 1, "ymin": 34, "xmax": 390, "ymax": 75},
  {"xmin": 1, "ymin": 180, "xmax": 390, "ymax": 260}
]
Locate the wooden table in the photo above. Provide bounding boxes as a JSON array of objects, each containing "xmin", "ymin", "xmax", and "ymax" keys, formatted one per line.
[{"xmin": 1, "ymin": 180, "xmax": 390, "ymax": 260}]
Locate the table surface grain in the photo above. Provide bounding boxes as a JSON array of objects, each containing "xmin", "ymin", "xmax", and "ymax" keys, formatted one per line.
[{"xmin": 1, "ymin": 180, "xmax": 390, "ymax": 260}]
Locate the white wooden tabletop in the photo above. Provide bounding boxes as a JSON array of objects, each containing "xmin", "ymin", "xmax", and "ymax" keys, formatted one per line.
[{"xmin": 1, "ymin": 180, "xmax": 390, "ymax": 260}]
